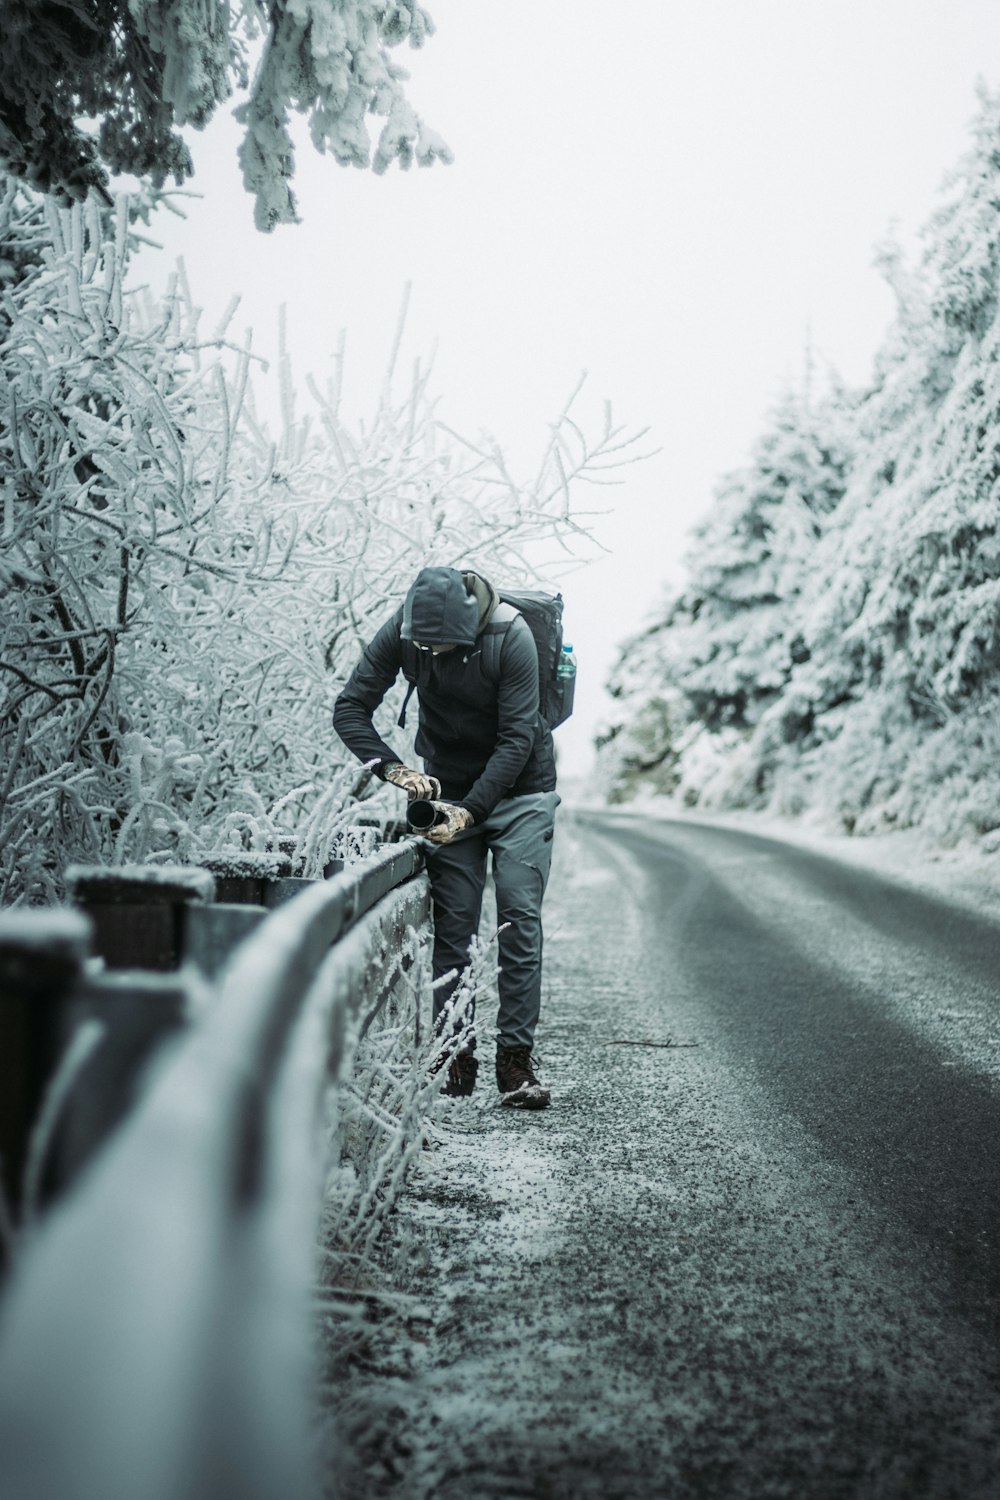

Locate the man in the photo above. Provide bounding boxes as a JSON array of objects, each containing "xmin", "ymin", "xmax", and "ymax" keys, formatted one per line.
[{"xmin": 333, "ymin": 565, "xmax": 560, "ymax": 1108}]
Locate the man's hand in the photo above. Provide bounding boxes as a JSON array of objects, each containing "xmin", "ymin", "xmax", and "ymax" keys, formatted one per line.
[
  {"xmin": 423, "ymin": 803, "xmax": 474, "ymax": 845},
  {"xmin": 383, "ymin": 762, "xmax": 442, "ymax": 801}
]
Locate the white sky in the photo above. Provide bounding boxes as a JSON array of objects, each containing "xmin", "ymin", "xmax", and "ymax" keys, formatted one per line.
[{"xmin": 132, "ymin": 0, "xmax": 1000, "ymax": 776}]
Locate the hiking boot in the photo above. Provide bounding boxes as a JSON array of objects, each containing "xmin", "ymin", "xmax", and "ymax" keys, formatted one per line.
[
  {"xmin": 495, "ymin": 1045, "xmax": 550, "ymax": 1109},
  {"xmin": 439, "ymin": 1049, "xmax": 479, "ymax": 1098}
]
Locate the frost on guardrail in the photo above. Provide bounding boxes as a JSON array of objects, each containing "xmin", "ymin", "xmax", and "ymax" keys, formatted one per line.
[{"xmin": 314, "ymin": 929, "xmax": 503, "ymax": 1490}]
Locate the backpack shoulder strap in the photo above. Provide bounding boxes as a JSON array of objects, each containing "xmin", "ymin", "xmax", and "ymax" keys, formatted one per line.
[
  {"xmin": 484, "ymin": 602, "xmax": 520, "ymax": 629},
  {"xmin": 399, "ymin": 636, "xmax": 419, "ymax": 680},
  {"xmin": 396, "ymin": 636, "xmax": 419, "ymax": 729},
  {"xmin": 479, "ymin": 602, "xmax": 519, "ymax": 681}
]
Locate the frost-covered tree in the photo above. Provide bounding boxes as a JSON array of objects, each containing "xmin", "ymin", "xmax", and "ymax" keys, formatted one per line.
[
  {"xmin": 1, "ymin": 180, "xmax": 643, "ymax": 903},
  {"xmin": 667, "ymin": 385, "xmax": 855, "ymax": 738},
  {"xmin": 773, "ymin": 87, "xmax": 1000, "ymax": 835},
  {"xmin": 596, "ymin": 607, "xmax": 683, "ymax": 805},
  {"xmin": 0, "ymin": 1, "xmax": 450, "ymax": 229},
  {"xmin": 596, "ymin": 382, "xmax": 854, "ymax": 804},
  {"xmin": 604, "ymin": 86, "xmax": 1000, "ymax": 844}
]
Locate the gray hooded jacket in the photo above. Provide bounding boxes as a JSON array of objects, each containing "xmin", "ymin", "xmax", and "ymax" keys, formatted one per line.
[{"xmin": 332, "ymin": 567, "xmax": 556, "ymax": 823}]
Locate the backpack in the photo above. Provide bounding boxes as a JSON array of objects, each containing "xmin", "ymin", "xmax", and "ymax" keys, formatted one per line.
[
  {"xmin": 492, "ymin": 589, "xmax": 575, "ymax": 731},
  {"xmin": 398, "ymin": 588, "xmax": 575, "ymax": 731}
]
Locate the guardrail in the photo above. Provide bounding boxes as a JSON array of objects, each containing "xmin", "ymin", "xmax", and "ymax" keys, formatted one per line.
[{"xmin": 0, "ymin": 835, "xmax": 430, "ymax": 1500}]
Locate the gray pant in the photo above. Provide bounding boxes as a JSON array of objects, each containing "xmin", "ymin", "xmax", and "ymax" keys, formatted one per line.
[{"xmin": 425, "ymin": 790, "xmax": 560, "ymax": 1050}]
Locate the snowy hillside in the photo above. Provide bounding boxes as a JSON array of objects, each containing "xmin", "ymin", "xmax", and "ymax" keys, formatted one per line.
[{"xmin": 599, "ymin": 87, "xmax": 1000, "ymax": 849}]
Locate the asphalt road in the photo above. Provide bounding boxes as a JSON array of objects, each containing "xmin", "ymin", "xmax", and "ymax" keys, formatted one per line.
[{"xmin": 329, "ymin": 811, "xmax": 1000, "ymax": 1500}]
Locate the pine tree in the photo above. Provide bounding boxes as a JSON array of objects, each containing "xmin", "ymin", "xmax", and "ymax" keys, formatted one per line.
[
  {"xmin": 598, "ymin": 607, "xmax": 682, "ymax": 804},
  {"xmin": 664, "ymin": 385, "xmax": 854, "ymax": 737},
  {"xmin": 607, "ymin": 87, "xmax": 1000, "ymax": 842},
  {"xmin": 0, "ymin": 1, "xmax": 450, "ymax": 229}
]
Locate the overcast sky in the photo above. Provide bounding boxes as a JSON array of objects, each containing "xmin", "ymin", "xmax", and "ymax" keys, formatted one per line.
[{"xmin": 134, "ymin": 0, "xmax": 1000, "ymax": 776}]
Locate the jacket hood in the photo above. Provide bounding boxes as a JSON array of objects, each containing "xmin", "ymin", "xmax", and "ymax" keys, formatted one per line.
[
  {"xmin": 462, "ymin": 569, "xmax": 500, "ymax": 631},
  {"xmin": 401, "ymin": 566, "xmax": 496, "ymax": 647}
]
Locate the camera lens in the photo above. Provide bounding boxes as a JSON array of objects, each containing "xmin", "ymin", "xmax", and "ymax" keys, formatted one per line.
[{"xmin": 406, "ymin": 799, "xmax": 444, "ymax": 831}]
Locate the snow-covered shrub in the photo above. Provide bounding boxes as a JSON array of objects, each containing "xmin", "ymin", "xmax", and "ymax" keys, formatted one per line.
[
  {"xmin": 2, "ymin": 183, "xmax": 644, "ymax": 903},
  {"xmin": 320, "ymin": 929, "xmax": 489, "ymax": 1271},
  {"xmin": 1, "ymin": 184, "xmax": 309, "ymax": 899},
  {"xmin": 599, "ymin": 695, "xmax": 681, "ymax": 804}
]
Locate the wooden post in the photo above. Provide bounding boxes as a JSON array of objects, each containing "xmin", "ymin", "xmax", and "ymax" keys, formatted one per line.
[
  {"xmin": 0, "ymin": 909, "xmax": 92, "ymax": 1242},
  {"xmin": 195, "ymin": 851, "xmax": 293, "ymax": 905},
  {"xmin": 324, "ymin": 822, "xmax": 382, "ymax": 878},
  {"xmin": 66, "ymin": 865, "xmax": 216, "ymax": 971},
  {"xmin": 267, "ymin": 834, "xmax": 306, "ymax": 875}
]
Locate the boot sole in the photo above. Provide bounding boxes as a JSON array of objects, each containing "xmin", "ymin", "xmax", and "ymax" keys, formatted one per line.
[{"xmin": 499, "ymin": 1085, "xmax": 551, "ymax": 1109}]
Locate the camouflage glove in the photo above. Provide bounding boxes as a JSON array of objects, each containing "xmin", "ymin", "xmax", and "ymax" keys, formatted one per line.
[
  {"xmin": 423, "ymin": 803, "xmax": 475, "ymax": 845},
  {"xmin": 383, "ymin": 762, "xmax": 442, "ymax": 801}
]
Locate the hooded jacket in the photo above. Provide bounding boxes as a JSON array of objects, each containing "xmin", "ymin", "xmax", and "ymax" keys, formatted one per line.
[{"xmin": 332, "ymin": 567, "xmax": 556, "ymax": 823}]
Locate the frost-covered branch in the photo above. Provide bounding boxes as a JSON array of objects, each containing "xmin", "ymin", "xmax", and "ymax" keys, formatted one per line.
[
  {"xmin": 2, "ymin": 178, "xmax": 646, "ymax": 901},
  {"xmin": 0, "ymin": 0, "xmax": 450, "ymax": 231}
]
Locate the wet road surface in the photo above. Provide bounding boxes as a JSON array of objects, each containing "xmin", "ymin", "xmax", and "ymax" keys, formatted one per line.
[{"xmin": 331, "ymin": 811, "xmax": 1000, "ymax": 1499}]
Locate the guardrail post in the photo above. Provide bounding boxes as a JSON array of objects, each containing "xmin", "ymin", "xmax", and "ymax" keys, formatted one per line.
[
  {"xmin": 195, "ymin": 851, "xmax": 293, "ymax": 905},
  {"xmin": 0, "ymin": 910, "xmax": 92, "ymax": 1246},
  {"xmin": 183, "ymin": 854, "xmax": 311, "ymax": 977},
  {"xmin": 324, "ymin": 822, "xmax": 383, "ymax": 877},
  {"xmin": 183, "ymin": 904, "xmax": 269, "ymax": 978},
  {"xmin": 66, "ymin": 865, "xmax": 216, "ymax": 971}
]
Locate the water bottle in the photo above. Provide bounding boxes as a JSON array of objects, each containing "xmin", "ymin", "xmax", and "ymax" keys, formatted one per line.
[
  {"xmin": 553, "ymin": 643, "xmax": 576, "ymax": 726},
  {"xmin": 557, "ymin": 644, "xmax": 577, "ymax": 680}
]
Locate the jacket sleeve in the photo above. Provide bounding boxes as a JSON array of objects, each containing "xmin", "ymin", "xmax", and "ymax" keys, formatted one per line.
[
  {"xmin": 456, "ymin": 617, "xmax": 539, "ymax": 823},
  {"xmin": 332, "ymin": 610, "xmax": 407, "ymax": 776}
]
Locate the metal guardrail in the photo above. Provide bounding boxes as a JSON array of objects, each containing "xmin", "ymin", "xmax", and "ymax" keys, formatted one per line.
[{"xmin": 0, "ymin": 838, "xmax": 429, "ymax": 1500}]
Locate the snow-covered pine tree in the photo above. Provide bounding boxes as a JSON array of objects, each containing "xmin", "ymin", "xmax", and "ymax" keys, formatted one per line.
[
  {"xmin": 683, "ymin": 386, "xmax": 853, "ymax": 732},
  {"xmin": 597, "ymin": 383, "xmax": 854, "ymax": 806},
  {"xmin": 607, "ymin": 86, "xmax": 1000, "ymax": 843},
  {"xmin": 0, "ymin": 1, "xmax": 450, "ymax": 229},
  {"xmin": 597, "ymin": 600, "xmax": 683, "ymax": 804},
  {"xmin": 765, "ymin": 87, "xmax": 1000, "ymax": 837}
]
